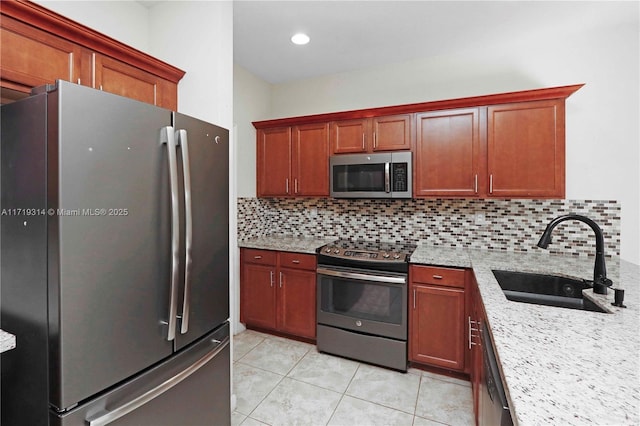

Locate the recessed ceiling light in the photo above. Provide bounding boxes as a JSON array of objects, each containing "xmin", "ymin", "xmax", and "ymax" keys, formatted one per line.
[{"xmin": 291, "ymin": 33, "xmax": 310, "ymax": 45}]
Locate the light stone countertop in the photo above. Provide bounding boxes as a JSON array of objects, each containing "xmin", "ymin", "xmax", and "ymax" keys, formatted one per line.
[
  {"xmin": 238, "ymin": 235, "xmax": 338, "ymax": 254},
  {"xmin": 0, "ymin": 329, "xmax": 16, "ymax": 353},
  {"xmin": 240, "ymin": 237, "xmax": 639, "ymax": 424},
  {"xmin": 413, "ymin": 245, "xmax": 639, "ymax": 426}
]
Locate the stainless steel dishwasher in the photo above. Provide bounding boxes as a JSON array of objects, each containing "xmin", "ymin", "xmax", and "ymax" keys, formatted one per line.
[{"xmin": 481, "ymin": 322, "xmax": 514, "ymax": 426}]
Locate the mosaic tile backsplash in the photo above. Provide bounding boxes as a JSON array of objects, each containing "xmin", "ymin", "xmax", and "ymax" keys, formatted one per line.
[{"xmin": 238, "ymin": 198, "xmax": 621, "ymax": 258}]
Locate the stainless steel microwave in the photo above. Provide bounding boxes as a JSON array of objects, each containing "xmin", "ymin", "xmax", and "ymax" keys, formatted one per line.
[{"xmin": 330, "ymin": 152, "xmax": 412, "ymax": 198}]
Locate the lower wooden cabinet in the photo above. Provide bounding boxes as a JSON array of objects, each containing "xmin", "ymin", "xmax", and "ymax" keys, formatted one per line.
[
  {"xmin": 409, "ymin": 265, "xmax": 467, "ymax": 371},
  {"xmin": 469, "ymin": 273, "xmax": 485, "ymax": 424},
  {"xmin": 240, "ymin": 248, "xmax": 317, "ymax": 339}
]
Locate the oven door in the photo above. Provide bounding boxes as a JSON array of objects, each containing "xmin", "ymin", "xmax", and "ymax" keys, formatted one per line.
[{"xmin": 317, "ymin": 265, "xmax": 407, "ymax": 340}]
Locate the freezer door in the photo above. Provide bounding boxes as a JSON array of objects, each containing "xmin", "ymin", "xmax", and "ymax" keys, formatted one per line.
[
  {"xmin": 173, "ymin": 113, "xmax": 229, "ymax": 350},
  {"xmin": 51, "ymin": 323, "xmax": 231, "ymax": 426},
  {"xmin": 49, "ymin": 81, "xmax": 174, "ymax": 410}
]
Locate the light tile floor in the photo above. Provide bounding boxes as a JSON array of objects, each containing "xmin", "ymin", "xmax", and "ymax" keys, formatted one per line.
[{"xmin": 232, "ymin": 330, "xmax": 474, "ymax": 426}]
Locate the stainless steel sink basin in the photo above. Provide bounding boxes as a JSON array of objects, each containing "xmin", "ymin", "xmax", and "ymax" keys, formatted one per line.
[{"xmin": 492, "ymin": 270, "xmax": 608, "ymax": 313}]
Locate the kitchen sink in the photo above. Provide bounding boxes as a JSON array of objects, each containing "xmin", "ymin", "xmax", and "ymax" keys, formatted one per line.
[{"xmin": 492, "ymin": 270, "xmax": 608, "ymax": 313}]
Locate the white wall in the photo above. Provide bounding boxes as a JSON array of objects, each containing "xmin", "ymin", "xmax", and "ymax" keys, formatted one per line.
[
  {"xmin": 148, "ymin": 1, "xmax": 233, "ymax": 128},
  {"xmin": 34, "ymin": 1, "xmax": 151, "ymax": 52},
  {"xmin": 234, "ymin": 64, "xmax": 271, "ymax": 197},
  {"xmin": 236, "ymin": 10, "xmax": 639, "ymax": 265}
]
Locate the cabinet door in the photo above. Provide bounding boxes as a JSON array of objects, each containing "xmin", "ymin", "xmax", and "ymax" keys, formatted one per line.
[
  {"xmin": 410, "ymin": 284, "xmax": 465, "ymax": 371},
  {"xmin": 487, "ymin": 99, "xmax": 565, "ymax": 198},
  {"xmin": 415, "ymin": 108, "xmax": 481, "ymax": 197},
  {"xmin": 94, "ymin": 54, "xmax": 178, "ymax": 110},
  {"xmin": 0, "ymin": 16, "xmax": 90, "ymax": 93},
  {"xmin": 257, "ymin": 127, "xmax": 292, "ymax": 196},
  {"xmin": 292, "ymin": 123, "xmax": 329, "ymax": 196},
  {"xmin": 278, "ymin": 268, "xmax": 316, "ymax": 339},
  {"xmin": 240, "ymin": 263, "xmax": 277, "ymax": 330},
  {"xmin": 372, "ymin": 114, "xmax": 412, "ymax": 151},
  {"xmin": 331, "ymin": 119, "xmax": 370, "ymax": 154}
]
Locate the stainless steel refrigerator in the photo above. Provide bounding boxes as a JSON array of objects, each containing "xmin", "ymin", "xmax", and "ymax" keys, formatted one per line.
[{"xmin": 1, "ymin": 80, "xmax": 230, "ymax": 425}]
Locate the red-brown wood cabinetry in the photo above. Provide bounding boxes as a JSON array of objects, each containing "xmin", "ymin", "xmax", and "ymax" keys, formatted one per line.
[
  {"xmin": 330, "ymin": 114, "xmax": 412, "ymax": 154},
  {"xmin": 415, "ymin": 108, "xmax": 483, "ymax": 197},
  {"xmin": 1, "ymin": 0, "xmax": 183, "ymax": 109},
  {"xmin": 257, "ymin": 127, "xmax": 292, "ymax": 196},
  {"xmin": 293, "ymin": 123, "xmax": 330, "ymax": 196},
  {"xmin": 487, "ymin": 99, "xmax": 565, "ymax": 198},
  {"xmin": 240, "ymin": 249, "xmax": 317, "ymax": 340},
  {"xmin": 257, "ymin": 124, "xmax": 329, "ymax": 197},
  {"xmin": 254, "ymin": 84, "xmax": 581, "ymax": 199},
  {"xmin": 409, "ymin": 265, "xmax": 467, "ymax": 371},
  {"xmin": 469, "ymin": 273, "xmax": 485, "ymax": 424}
]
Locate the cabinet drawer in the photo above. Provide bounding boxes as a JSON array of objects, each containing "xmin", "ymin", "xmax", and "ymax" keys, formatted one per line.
[
  {"xmin": 279, "ymin": 252, "xmax": 316, "ymax": 270},
  {"xmin": 242, "ymin": 249, "xmax": 277, "ymax": 265},
  {"xmin": 411, "ymin": 265, "xmax": 465, "ymax": 288}
]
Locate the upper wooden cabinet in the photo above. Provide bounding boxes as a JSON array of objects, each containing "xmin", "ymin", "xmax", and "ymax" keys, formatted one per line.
[
  {"xmin": 330, "ymin": 114, "xmax": 411, "ymax": 154},
  {"xmin": 487, "ymin": 99, "xmax": 565, "ymax": 198},
  {"xmin": 415, "ymin": 108, "xmax": 483, "ymax": 197},
  {"xmin": 257, "ymin": 127, "xmax": 292, "ymax": 197},
  {"xmin": 254, "ymin": 84, "xmax": 582, "ymax": 199},
  {"xmin": 293, "ymin": 123, "xmax": 330, "ymax": 196},
  {"xmin": 1, "ymin": 0, "xmax": 184, "ymax": 109},
  {"xmin": 94, "ymin": 54, "xmax": 177, "ymax": 109},
  {"xmin": 257, "ymin": 123, "xmax": 329, "ymax": 197}
]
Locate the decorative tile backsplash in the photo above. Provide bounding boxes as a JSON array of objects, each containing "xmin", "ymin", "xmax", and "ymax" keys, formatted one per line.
[{"xmin": 238, "ymin": 198, "xmax": 621, "ymax": 258}]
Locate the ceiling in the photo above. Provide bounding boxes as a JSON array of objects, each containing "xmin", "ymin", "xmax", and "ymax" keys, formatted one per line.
[{"xmin": 233, "ymin": 1, "xmax": 636, "ymax": 84}]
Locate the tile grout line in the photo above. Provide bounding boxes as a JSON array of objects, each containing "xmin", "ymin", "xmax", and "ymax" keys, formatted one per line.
[{"xmin": 324, "ymin": 361, "xmax": 363, "ymax": 425}]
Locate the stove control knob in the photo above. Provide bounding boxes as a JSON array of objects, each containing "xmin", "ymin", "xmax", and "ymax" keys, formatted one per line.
[
  {"xmin": 325, "ymin": 248, "xmax": 332, "ymax": 253},
  {"xmin": 393, "ymin": 253, "xmax": 400, "ymax": 259},
  {"xmin": 334, "ymin": 249, "xmax": 340, "ymax": 254},
  {"xmin": 382, "ymin": 253, "xmax": 390, "ymax": 258}
]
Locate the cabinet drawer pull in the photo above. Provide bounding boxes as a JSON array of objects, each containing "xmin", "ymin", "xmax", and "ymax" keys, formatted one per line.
[
  {"xmin": 254, "ymin": 255, "xmax": 262, "ymax": 260},
  {"xmin": 432, "ymin": 274, "xmax": 443, "ymax": 279},
  {"xmin": 291, "ymin": 260, "xmax": 300, "ymax": 264}
]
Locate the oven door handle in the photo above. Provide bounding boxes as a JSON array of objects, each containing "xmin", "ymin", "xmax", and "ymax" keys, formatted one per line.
[{"xmin": 317, "ymin": 267, "xmax": 406, "ymax": 284}]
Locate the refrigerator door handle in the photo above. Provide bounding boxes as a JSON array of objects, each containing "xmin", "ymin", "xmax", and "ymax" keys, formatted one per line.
[
  {"xmin": 176, "ymin": 129, "xmax": 193, "ymax": 335},
  {"xmin": 86, "ymin": 336, "xmax": 230, "ymax": 426},
  {"xmin": 160, "ymin": 126, "xmax": 180, "ymax": 341}
]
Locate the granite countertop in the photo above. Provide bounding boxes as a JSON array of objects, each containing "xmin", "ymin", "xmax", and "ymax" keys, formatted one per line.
[
  {"xmin": 238, "ymin": 235, "xmax": 338, "ymax": 254},
  {"xmin": 0, "ymin": 329, "xmax": 16, "ymax": 353},
  {"xmin": 412, "ymin": 245, "xmax": 639, "ymax": 426}
]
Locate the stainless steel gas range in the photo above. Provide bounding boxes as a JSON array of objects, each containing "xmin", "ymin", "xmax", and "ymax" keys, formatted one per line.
[{"xmin": 316, "ymin": 240, "xmax": 416, "ymax": 371}]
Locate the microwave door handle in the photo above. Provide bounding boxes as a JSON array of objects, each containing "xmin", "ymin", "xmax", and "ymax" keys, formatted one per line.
[{"xmin": 385, "ymin": 162, "xmax": 391, "ymax": 193}]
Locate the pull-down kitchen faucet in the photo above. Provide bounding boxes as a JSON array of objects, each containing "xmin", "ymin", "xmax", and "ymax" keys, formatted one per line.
[{"xmin": 537, "ymin": 214, "xmax": 613, "ymax": 294}]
